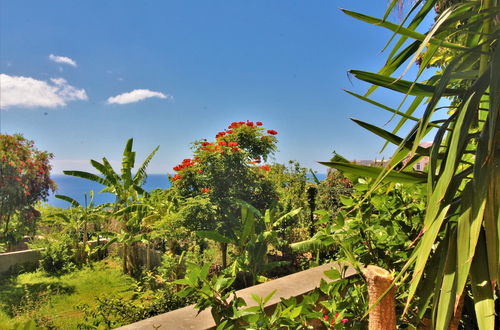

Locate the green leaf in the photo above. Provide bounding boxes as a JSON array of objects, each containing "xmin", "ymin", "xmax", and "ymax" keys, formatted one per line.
[
  {"xmin": 262, "ymin": 289, "xmax": 276, "ymax": 305},
  {"xmin": 350, "ymin": 118, "xmax": 430, "ymax": 156},
  {"xmin": 196, "ymin": 230, "xmax": 232, "ymax": 244},
  {"xmin": 320, "ymin": 161, "xmax": 427, "ymax": 184},
  {"xmin": 342, "ymin": 9, "xmax": 468, "ymax": 51},
  {"xmin": 470, "ymin": 231, "xmax": 496, "ymax": 330},
  {"xmin": 55, "ymin": 194, "xmax": 81, "ymax": 208},
  {"xmin": 348, "ymin": 70, "xmax": 461, "ymax": 97}
]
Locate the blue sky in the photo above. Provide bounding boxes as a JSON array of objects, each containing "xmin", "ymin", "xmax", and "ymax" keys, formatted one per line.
[{"xmin": 0, "ymin": 1, "xmax": 434, "ymax": 174}]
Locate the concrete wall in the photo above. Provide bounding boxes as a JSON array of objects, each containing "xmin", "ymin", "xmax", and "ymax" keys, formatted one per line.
[
  {"xmin": 0, "ymin": 239, "xmax": 109, "ymax": 275},
  {"xmin": 118, "ymin": 262, "xmax": 356, "ymax": 330},
  {"xmin": 0, "ymin": 248, "xmax": 44, "ymax": 274},
  {"xmin": 0, "ymin": 240, "xmax": 162, "ymax": 276}
]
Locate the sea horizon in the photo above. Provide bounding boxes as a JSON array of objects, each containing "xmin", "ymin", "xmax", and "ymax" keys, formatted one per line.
[{"xmin": 47, "ymin": 172, "xmax": 327, "ymax": 208}]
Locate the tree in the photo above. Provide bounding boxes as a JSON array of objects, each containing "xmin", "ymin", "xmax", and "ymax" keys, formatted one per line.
[
  {"xmin": 63, "ymin": 138, "xmax": 158, "ymax": 276},
  {"xmin": 324, "ymin": 1, "xmax": 498, "ymax": 328},
  {"xmin": 0, "ymin": 134, "xmax": 55, "ymax": 243},
  {"xmin": 170, "ymin": 121, "xmax": 279, "ymax": 267}
]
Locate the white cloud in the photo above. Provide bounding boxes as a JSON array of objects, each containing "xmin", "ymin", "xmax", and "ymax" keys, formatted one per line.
[
  {"xmin": 107, "ymin": 89, "xmax": 171, "ymax": 105},
  {"xmin": 0, "ymin": 74, "xmax": 88, "ymax": 109},
  {"xmin": 49, "ymin": 54, "xmax": 77, "ymax": 67}
]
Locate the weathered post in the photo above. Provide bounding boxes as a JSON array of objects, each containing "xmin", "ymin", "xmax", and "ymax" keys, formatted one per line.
[{"xmin": 364, "ymin": 265, "xmax": 396, "ymax": 330}]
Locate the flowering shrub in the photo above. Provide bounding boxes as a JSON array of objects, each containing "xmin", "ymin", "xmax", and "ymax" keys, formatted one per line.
[
  {"xmin": 0, "ymin": 134, "xmax": 56, "ymax": 243},
  {"xmin": 169, "ymin": 121, "xmax": 279, "ymax": 267}
]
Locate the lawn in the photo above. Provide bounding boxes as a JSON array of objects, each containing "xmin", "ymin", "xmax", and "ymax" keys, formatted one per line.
[{"xmin": 0, "ymin": 258, "xmax": 137, "ymax": 329}]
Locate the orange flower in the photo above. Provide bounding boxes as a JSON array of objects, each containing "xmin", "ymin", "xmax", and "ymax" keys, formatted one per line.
[{"xmin": 259, "ymin": 165, "xmax": 270, "ymax": 171}]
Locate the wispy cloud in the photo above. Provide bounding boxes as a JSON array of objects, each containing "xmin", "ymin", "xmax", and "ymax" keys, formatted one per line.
[
  {"xmin": 0, "ymin": 74, "xmax": 87, "ymax": 109},
  {"xmin": 49, "ymin": 54, "xmax": 77, "ymax": 67},
  {"xmin": 107, "ymin": 89, "xmax": 171, "ymax": 105}
]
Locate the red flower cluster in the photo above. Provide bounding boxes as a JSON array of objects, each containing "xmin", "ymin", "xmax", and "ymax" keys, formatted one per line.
[
  {"xmin": 228, "ymin": 142, "xmax": 238, "ymax": 147},
  {"xmin": 172, "ymin": 174, "xmax": 182, "ymax": 181},
  {"xmin": 267, "ymin": 129, "xmax": 278, "ymax": 135},
  {"xmin": 201, "ymin": 187, "xmax": 210, "ymax": 193},
  {"xmin": 215, "ymin": 131, "xmax": 226, "ymax": 138},
  {"xmin": 228, "ymin": 120, "xmax": 261, "ymax": 129},
  {"xmin": 218, "ymin": 141, "xmax": 227, "ymax": 146},
  {"xmin": 173, "ymin": 158, "xmax": 196, "ymax": 171},
  {"xmin": 259, "ymin": 165, "xmax": 270, "ymax": 171}
]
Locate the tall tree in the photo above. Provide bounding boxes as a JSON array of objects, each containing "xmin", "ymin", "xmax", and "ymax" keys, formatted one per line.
[{"xmin": 0, "ymin": 134, "xmax": 55, "ymax": 242}]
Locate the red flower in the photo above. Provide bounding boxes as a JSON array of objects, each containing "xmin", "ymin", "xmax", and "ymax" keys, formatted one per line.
[
  {"xmin": 341, "ymin": 318, "xmax": 349, "ymax": 324},
  {"xmin": 173, "ymin": 165, "xmax": 183, "ymax": 171},
  {"xmin": 172, "ymin": 174, "xmax": 182, "ymax": 181},
  {"xmin": 256, "ymin": 121, "xmax": 263, "ymax": 126},
  {"xmin": 323, "ymin": 315, "xmax": 329, "ymax": 321},
  {"xmin": 231, "ymin": 147, "xmax": 240, "ymax": 152},
  {"xmin": 215, "ymin": 131, "xmax": 227, "ymax": 139},
  {"xmin": 201, "ymin": 187, "xmax": 210, "ymax": 193},
  {"xmin": 228, "ymin": 142, "xmax": 238, "ymax": 147},
  {"xmin": 202, "ymin": 141, "xmax": 211, "ymax": 146},
  {"xmin": 259, "ymin": 165, "xmax": 270, "ymax": 171},
  {"xmin": 218, "ymin": 141, "xmax": 227, "ymax": 146},
  {"xmin": 227, "ymin": 130, "xmax": 233, "ymax": 134},
  {"xmin": 246, "ymin": 121, "xmax": 254, "ymax": 127},
  {"xmin": 267, "ymin": 129, "xmax": 278, "ymax": 135},
  {"xmin": 197, "ymin": 169, "xmax": 203, "ymax": 174}
]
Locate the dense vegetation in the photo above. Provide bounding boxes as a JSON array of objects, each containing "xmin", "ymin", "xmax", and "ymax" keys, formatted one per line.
[{"xmin": 1, "ymin": 0, "xmax": 497, "ymax": 329}]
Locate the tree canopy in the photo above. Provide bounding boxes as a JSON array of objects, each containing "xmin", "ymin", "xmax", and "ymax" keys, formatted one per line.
[{"xmin": 0, "ymin": 134, "xmax": 55, "ymax": 237}]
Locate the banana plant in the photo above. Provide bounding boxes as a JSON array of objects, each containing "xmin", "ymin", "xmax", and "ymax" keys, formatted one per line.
[
  {"xmin": 197, "ymin": 203, "xmax": 302, "ymax": 285},
  {"xmin": 325, "ymin": 1, "xmax": 498, "ymax": 328},
  {"xmin": 63, "ymin": 138, "xmax": 159, "ymax": 276},
  {"xmin": 50, "ymin": 191, "xmax": 108, "ymax": 264}
]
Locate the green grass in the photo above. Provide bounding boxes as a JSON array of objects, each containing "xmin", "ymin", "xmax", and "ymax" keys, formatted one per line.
[{"xmin": 0, "ymin": 258, "xmax": 137, "ymax": 329}]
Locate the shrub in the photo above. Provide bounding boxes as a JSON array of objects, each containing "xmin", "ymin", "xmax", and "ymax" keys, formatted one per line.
[{"xmin": 39, "ymin": 240, "xmax": 75, "ymax": 276}]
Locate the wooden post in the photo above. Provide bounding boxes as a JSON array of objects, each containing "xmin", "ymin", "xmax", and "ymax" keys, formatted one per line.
[
  {"xmin": 364, "ymin": 265, "xmax": 396, "ymax": 330},
  {"xmin": 146, "ymin": 244, "xmax": 151, "ymax": 270}
]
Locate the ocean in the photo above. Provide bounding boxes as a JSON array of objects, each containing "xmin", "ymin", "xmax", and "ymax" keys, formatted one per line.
[
  {"xmin": 46, "ymin": 174, "xmax": 171, "ymax": 208},
  {"xmin": 46, "ymin": 173, "xmax": 327, "ymax": 208}
]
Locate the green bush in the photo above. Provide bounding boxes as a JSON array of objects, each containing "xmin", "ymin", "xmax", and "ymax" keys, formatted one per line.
[
  {"xmin": 76, "ymin": 286, "xmax": 191, "ymax": 329},
  {"xmin": 39, "ymin": 240, "xmax": 75, "ymax": 276}
]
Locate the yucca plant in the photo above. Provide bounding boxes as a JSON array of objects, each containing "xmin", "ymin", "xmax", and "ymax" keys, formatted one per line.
[
  {"xmin": 63, "ymin": 138, "xmax": 159, "ymax": 276},
  {"xmin": 322, "ymin": 1, "xmax": 498, "ymax": 328}
]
